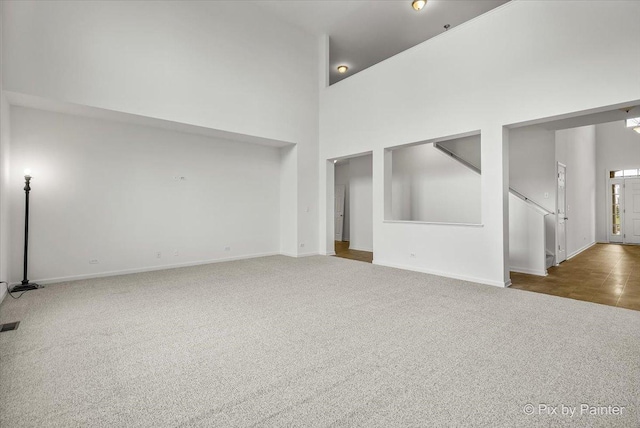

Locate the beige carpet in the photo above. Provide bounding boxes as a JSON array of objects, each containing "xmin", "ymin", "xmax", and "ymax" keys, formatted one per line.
[{"xmin": 1, "ymin": 255, "xmax": 639, "ymax": 427}]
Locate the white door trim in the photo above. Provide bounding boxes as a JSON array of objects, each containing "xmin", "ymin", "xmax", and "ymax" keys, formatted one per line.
[{"xmin": 555, "ymin": 162, "xmax": 567, "ymax": 265}]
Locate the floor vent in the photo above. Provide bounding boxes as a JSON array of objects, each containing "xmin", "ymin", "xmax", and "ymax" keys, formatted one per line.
[{"xmin": 0, "ymin": 322, "xmax": 20, "ymax": 332}]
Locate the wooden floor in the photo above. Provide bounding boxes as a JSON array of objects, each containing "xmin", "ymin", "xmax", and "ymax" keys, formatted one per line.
[
  {"xmin": 511, "ymin": 243, "xmax": 640, "ymax": 311},
  {"xmin": 334, "ymin": 241, "xmax": 373, "ymax": 263}
]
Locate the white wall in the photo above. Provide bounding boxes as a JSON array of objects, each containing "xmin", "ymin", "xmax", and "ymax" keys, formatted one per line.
[
  {"xmin": 556, "ymin": 125, "xmax": 597, "ymax": 258},
  {"xmin": 438, "ymin": 135, "xmax": 482, "ymax": 169},
  {"xmin": 509, "ymin": 194, "xmax": 547, "ymax": 276},
  {"xmin": 334, "ymin": 162, "xmax": 350, "ymax": 241},
  {"xmin": 509, "ymin": 125, "xmax": 557, "ymax": 256},
  {"xmin": 391, "ymin": 143, "xmax": 481, "ymax": 224},
  {"xmin": 509, "ymin": 126, "xmax": 556, "ymax": 213},
  {"xmin": 0, "ymin": 5, "xmax": 8, "ymax": 301},
  {"xmin": 443, "ymin": 126, "xmax": 557, "ymax": 253},
  {"xmin": 595, "ymin": 121, "xmax": 640, "ymax": 243},
  {"xmin": 319, "ymin": 0, "xmax": 640, "ymax": 286},
  {"xmin": 434, "ymin": 127, "xmax": 556, "ymax": 214},
  {"xmin": 2, "ymin": 0, "xmax": 319, "ymax": 258},
  {"xmin": 0, "ymin": 93, "xmax": 9, "ymax": 300},
  {"xmin": 349, "ymin": 155, "xmax": 373, "ymax": 252},
  {"xmin": 9, "ymin": 107, "xmax": 282, "ymax": 284}
]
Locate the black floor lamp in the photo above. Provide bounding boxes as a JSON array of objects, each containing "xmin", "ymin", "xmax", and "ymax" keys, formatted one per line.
[{"xmin": 11, "ymin": 169, "xmax": 41, "ymax": 293}]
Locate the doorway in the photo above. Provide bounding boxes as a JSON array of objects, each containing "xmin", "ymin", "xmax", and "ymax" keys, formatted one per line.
[
  {"xmin": 335, "ymin": 185, "xmax": 346, "ymax": 241},
  {"xmin": 508, "ymin": 108, "xmax": 640, "ymax": 311},
  {"xmin": 333, "ymin": 155, "xmax": 373, "ymax": 263}
]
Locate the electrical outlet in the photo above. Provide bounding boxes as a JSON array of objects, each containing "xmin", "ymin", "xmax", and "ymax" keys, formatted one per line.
[
  {"xmin": 89, "ymin": 259, "xmax": 99, "ymax": 264},
  {"xmin": 156, "ymin": 252, "xmax": 162, "ymax": 259},
  {"xmin": 224, "ymin": 246, "xmax": 231, "ymax": 251},
  {"xmin": 174, "ymin": 250, "xmax": 179, "ymax": 257},
  {"xmin": 410, "ymin": 253, "xmax": 416, "ymax": 258},
  {"xmin": 300, "ymin": 243, "xmax": 305, "ymax": 248},
  {"xmin": 544, "ymin": 192, "xmax": 549, "ymax": 199}
]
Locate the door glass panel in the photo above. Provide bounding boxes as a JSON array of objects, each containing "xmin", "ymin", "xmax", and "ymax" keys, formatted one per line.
[{"xmin": 612, "ymin": 184, "xmax": 621, "ymax": 235}]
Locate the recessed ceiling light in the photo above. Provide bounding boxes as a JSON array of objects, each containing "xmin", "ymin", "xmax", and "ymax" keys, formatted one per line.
[
  {"xmin": 412, "ymin": 0, "xmax": 426, "ymax": 11},
  {"xmin": 337, "ymin": 65, "xmax": 348, "ymax": 74}
]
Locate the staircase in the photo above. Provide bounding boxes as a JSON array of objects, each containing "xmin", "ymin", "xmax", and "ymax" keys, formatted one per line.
[{"xmin": 433, "ymin": 142, "xmax": 553, "ymax": 276}]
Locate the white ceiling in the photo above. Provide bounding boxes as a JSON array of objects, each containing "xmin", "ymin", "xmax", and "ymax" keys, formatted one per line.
[{"xmin": 254, "ymin": 0, "xmax": 509, "ymax": 84}]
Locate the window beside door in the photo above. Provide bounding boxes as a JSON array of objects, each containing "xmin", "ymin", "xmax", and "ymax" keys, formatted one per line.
[{"xmin": 612, "ymin": 183, "xmax": 621, "ymax": 237}]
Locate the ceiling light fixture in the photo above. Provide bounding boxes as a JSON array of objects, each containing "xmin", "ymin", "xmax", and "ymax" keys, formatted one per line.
[
  {"xmin": 626, "ymin": 117, "xmax": 640, "ymax": 134},
  {"xmin": 337, "ymin": 65, "xmax": 348, "ymax": 74},
  {"xmin": 412, "ymin": 0, "xmax": 426, "ymax": 11}
]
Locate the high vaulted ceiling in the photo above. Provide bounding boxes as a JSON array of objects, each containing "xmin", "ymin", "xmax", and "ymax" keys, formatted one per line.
[{"xmin": 254, "ymin": 0, "xmax": 509, "ymax": 84}]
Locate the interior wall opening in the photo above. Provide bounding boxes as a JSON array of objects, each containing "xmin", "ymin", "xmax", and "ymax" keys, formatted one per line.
[
  {"xmin": 333, "ymin": 153, "xmax": 373, "ymax": 263},
  {"xmin": 507, "ymin": 104, "xmax": 640, "ymax": 312},
  {"xmin": 385, "ymin": 132, "xmax": 482, "ymax": 225}
]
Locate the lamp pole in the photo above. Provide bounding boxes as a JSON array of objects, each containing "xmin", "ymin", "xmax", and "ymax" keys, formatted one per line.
[{"xmin": 11, "ymin": 171, "xmax": 40, "ymax": 292}]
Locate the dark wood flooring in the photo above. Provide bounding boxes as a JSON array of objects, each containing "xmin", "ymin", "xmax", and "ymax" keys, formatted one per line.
[
  {"xmin": 511, "ymin": 243, "xmax": 640, "ymax": 311},
  {"xmin": 334, "ymin": 241, "xmax": 373, "ymax": 264}
]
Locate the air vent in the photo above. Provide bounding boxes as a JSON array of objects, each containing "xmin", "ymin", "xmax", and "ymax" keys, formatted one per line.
[{"xmin": 0, "ymin": 322, "xmax": 20, "ymax": 332}]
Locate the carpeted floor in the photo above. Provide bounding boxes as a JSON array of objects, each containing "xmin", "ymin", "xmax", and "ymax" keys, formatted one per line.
[{"xmin": 1, "ymin": 255, "xmax": 639, "ymax": 427}]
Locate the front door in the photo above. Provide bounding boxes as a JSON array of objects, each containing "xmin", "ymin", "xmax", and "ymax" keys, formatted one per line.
[
  {"xmin": 557, "ymin": 163, "xmax": 567, "ymax": 264},
  {"xmin": 624, "ymin": 178, "xmax": 640, "ymax": 244}
]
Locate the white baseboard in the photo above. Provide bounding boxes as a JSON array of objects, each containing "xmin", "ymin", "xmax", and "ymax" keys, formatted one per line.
[
  {"xmin": 280, "ymin": 251, "xmax": 319, "ymax": 258},
  {"xmin": 13, "ymin": 251, "xmax": 281, "ymax": 286},
  {"xmin": 0, "ymin": 287, "xmax": 6, "ymax": 304},
  {"xmin": 348, "ymin": 244, "xmax": 373, "ymax": 252},
  {"xmin": 372, "ymin": 259, "xmax": 509, "ymax": 288},
  {"xmin": 510, "ymin": 267, "xmax": 548, "ymax": 276},
  {"xmin": 324, "ymin": 251, "xmax": 336, "ymax": 256},
  {"xmin": 296, "ymin": 252, "xmax": 319, "ymax": 258},
  {"xmin": 567, "ymin": 241, "xmax": 596, "ymax": 260}
]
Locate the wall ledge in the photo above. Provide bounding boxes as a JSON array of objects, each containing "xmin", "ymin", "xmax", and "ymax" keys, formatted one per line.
[{"xmin": 383, "ymin": 220, "xmax": 484, "ymax": 227}]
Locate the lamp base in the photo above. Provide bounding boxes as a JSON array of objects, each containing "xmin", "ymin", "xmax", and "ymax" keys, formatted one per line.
[{"xmin": 10, "ymin": 282, "xmax": 41, "ymax": 293}]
